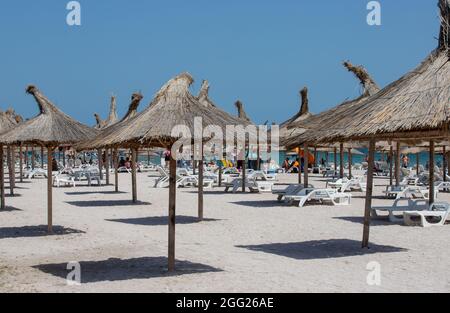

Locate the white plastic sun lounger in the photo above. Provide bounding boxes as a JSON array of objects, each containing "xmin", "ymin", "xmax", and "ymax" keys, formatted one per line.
[
  {"xmin": 404, "ymin": 202, "xmax": 450, "ymax": 227},
  {"xmin": 272, "ymin": 184, "xmax": 314, "ymax": 202},
  {"xmin": 371, "ymin": 199, "xmax": 428, "ymax": 223},
  {"xmin": 284, "ymin": 188, "xmax": 351, "ymax": 208},
  {"xmin": 53, "ymin": 173, "xmax": 76, "ymax": 188},
  {"xmin": 224, "ymin": 178, "xmax": 273, "ymax": 193},
  {"xmin": 435, "ymin": 181, "xmax": 450, "ymax": 192},
  {"xmin": 27, "ymin": 168, "xmax": 48, "ymax": 179}
]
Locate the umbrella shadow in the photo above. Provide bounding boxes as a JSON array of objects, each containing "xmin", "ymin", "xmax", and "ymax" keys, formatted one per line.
[
  {"xmin": 237, "ymin": 239, "xmax": 407, "ymax": 260},
  {"xmin": 107, "ymin": 215, "xmax": 220, "ymax": 226},
  {"xmin": 4, "ymin": 193, "xmax": 23, "ymax": 198},
  {"xmin": 0, "ymin": 206, "xmax": 22, "ymax": 212},
  {"xmin": 333, "ymin": 216, "xmax": 400, "ymax": 226},
  {"xmin": 230, "ymin": 201, "xmax": 283, "ymax": 208},
  {"xmin": 34, "ymin": 257, "xmax": 222, "ymax": 283},
  {"xmin": 65, "ymin": 191, "xmax": 127, "ymax": 196},
  {"xmin": 0, "ymin": 225, "xmax": 84, "ymax": 239},
  {"xmin": 66, "ymin": 200, "xmax": 151, "ymax": 207}
]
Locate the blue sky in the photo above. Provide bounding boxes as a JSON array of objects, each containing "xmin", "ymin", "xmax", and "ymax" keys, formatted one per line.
[{"xmin": 0, "ymin": 0, "xmax": 441, "ymax": 126}]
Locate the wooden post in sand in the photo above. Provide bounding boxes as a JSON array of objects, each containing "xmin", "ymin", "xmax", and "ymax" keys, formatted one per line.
[
  {"xmin": 40, "ymin": 146, "xmax": 44, "ymax": 169},
  {"xmin": 131, "ymin": 148, "xmax": 137, "ymax": 203},
  {"xmin": 429, "ymin": 141, "xmax": 435, "ymax": 205},
  {"xmin": 339, "ymin": 143, "xmax": 344, "ymax": 179},
  {"xmin": 105, "ymin": 149, "xmax": 110, "ymax": 185},
  {"xmin": 98, "ymin": 149, "xmax": 103, "ymax": 181},
  {"xmin": 113, "ymin": 149, "xmax": 119, "ymax": 192},
  {"xmin": 198, "ymin": 146, "xmax": 204, "ymax": 221},
  {"xmin": 443, "ymin": 146, "xmax": 447, "ymax": 182},
  {"xmin": 31, "ymin": 146, "xmax": 35, "ymax": 170},
  {"xmin": 168, "ymin": 156, "xmax": 177, "ymax": 272},
  {"xmin": 242, "ymin": 155, "xmax": 246, "ymax": 193},
  {"xmin": 303, "ymin": 143, "xmax": 309, "ymax": 187},
  {"xmin": 334, "ymin": 147, "xmax": 338, "ymax": 176},
  {"xmin": 47, "ymin": 146, "xmax": 53, "ymax": 233},
  {"xmin": 7, "ymin": 146, "xmax": 14, "ymax": 195},
  {"xmin": 395, "ymin": 142, "xmax": 401, "ymax": 186},
  {"xmin": 362, "ymin": 139, "xmax": 376, "ymax": 248},
  {"xmin": 297, "ymin": 147, "xmax": 302, "ymax": 184},
  {"xmin": 348, "ymin": 148, "xmax": 353, "ymax": 179},
  {"xmin": 19, "ymin": 145, "xmax": 23, "ymax": 183},
  {"xmin": 389, "ymin": 146, "xmax": 394, "ymax": 186},
  {"xmin": 0, "ymin": 147, "xmax": 5, "ymax": 210}
]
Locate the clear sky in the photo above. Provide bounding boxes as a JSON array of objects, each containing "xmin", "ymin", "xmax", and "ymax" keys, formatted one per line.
[{"xmin": 0, "ymin": 0, "xmax": 442, "ymax": 126}]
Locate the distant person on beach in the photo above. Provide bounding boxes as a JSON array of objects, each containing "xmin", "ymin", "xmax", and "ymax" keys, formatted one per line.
[
  {"xmin": 51, "ymin": 158, "xmax": 58, "ymax": 171},
  {"xmin": 402, "ymin": 155, "xmax": 409, "ymax": 168},
  {"xmin": 282, "ymin": 158, "xmax": 290, "ymax": 171},
  {"xmin": 119, "ymin": 157, "xmax": 125, "ymax": 167}
]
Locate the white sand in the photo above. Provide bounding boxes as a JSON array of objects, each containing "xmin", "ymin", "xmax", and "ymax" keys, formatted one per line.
[{"xmin": 0, "ymin": 171, "xmax": 449, "ymax": 293}]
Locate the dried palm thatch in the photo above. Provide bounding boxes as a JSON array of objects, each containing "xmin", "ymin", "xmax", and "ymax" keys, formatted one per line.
[
  {"xmin": 94, "ymin": 95, "xmax": 119, "ymax": 129},
  {"xmin": 0, "ymin": 86, "xmax": 98, "ymax": 146},
  {"xmin": 307, "ymin": 0, "xmax": 450, "ymax": 144},
  {"xmin": 76, "ymin": 92, "xmax": 144, "ymax": 150},
  {"xmin": 234, "ymin": 100, "xmax": 252, "ymax": 123},
  {"xmin": 279, "ymin": 87, "xmax": 313, "ymax": 141},
  {"xmin": 81, "ymin": 73, "xmax": 252, "ymax": 149},
  {"xmin": 0, "ymin": 110, "xmax": 18, "ymax": 134},
  {"xmin": 281, "ymin": 61, "xmax": 380, "ymax": 149},
  {"xmin": 197, "ymin": 80, "xmax": 252, "ymax": 127}
]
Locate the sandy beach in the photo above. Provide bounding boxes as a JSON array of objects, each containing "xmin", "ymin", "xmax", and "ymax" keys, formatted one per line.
[{"xmin": 0, "ymin": 171, "xmax": 449, "ymax": 293}]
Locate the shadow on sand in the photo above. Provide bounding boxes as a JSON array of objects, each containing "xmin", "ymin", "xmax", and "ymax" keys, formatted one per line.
[
  {"xmin": 34, "ymin": 257, "xmax": 222, "ymax": 283},
  {"xmin": 333, "ymin": 216, "xmax": 399, "ymax": 226},
  {"xmin": 65, "ymin": 191, "xmax": 128, "ymax": 196},
  {"xmin": 66, "ymin": 200, "xmax": 151, "ymax": 207},
  {"xmin": 230, "ymin": 201, "xmax": 284, "ymax": 208},
  {"xmin": 0, "ymin": 206, "xmax": 22, "ymax": 212},
  {"xmin": 237, "ymin": 239, "xmax": 407, "ymax": 260},
  {"xmin": 107, "ymin": 215, "xmax": 220, "ymax": 226},
  {"xmin": 0, "ymin": 225, "xmax": 84, "ymax": 239}
]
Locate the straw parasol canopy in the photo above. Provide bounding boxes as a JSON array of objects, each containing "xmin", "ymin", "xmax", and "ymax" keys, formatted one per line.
[
  {"xmin": 281, "ymin": 61, "xmax": 380, "ymax": 149},
  {"xmin": 279, "ymin": 87, "xmax": 313, "ymax": 140},
  {"xmin": 0, "ymin": 110, "xmax": 19, "ymax": 134},
  {"xmin": 0, "ymin": 86, "xmax": 97, "ymax": 146},
  {"xmin": 94, "ymin": 95, "xmax": 119, "ymax": 130},
  {"xmin": 307, "ymin": 1, "xmax": 449, "ymax": 144},
  {"xmin": 234, "ymin": 100, "xmax": 252, "ymax": 123},
  {"xmin": 0, "ymin": 85, "xmax": 98, "ymax": 232}
]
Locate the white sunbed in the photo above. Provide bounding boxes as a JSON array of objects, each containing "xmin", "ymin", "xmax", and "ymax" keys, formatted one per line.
[
  {"xmin": 404, "ymin": 202, "xmax": 450, "ymax": 227},
  {"xmin": 53, "ymin": 173, "xmax": 76, "ymax": 188},
  {"xmin": 435, "ymin": 181, "xmax": 450, "ymax": 192},
  {"xmin": 371, "ymin": 199, "xmax": 428, "ymax": 223},
  {"xmin": 272, "ymin": 184, "xmax": 314, "ymax": 202},
  {"xmin": 224, "ymin": 177, "xmax": 273, "ymax": 194},
  {"xmin": 26, "ymin": 168, "xmax": 48, "ymax": 179},
  {"xmin": 284, "ymin": 188, "xmax": 351, "ymax": 208}
]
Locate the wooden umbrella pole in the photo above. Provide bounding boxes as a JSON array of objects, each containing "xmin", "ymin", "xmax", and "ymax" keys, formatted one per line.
[
  {"xmin": 47, "ymin": 146, "xmax": 53, "ymax": 233},
  {"xmin": 395, "ymin": 142, "xmax": 401, "ymax": 186},
  {"xmin": 242, "ymin": 153, "xmax": 246, "ymax": 193},
  {"xmin": 443, "ymin": 146, "xmax": 447, "ymax": 182},
  {"xmin": 113, "ymin": 149, "xmax": 119, "ymax": 192},
  {"xmin": 339, "ymin": 143, "xmax": 344, "ymax": 179},
  {"xmin": 348, "ymin": 148, "xmax": 353, "ymax": 179},
  {"xmin": 62, "ymin": 147, "xmax": 66, "ymax": 168},
  {"xmin": 362, "ymin": 139, "xmax": 376, "ymax": 248},
  {"xmin": 31, "ymin": 146, "xmax": 35, "ymax": 170},
  {"xmin": 416, "ymin": 152, "xmax": 420, "ymax": 176},
  {"xmin": 298, "ymin": 147, "xmax": 302, "ymax": 184},
  {"xmin": 7, "ymin": 146, "xmax": 13, "ymax": 195},
  {"xmin": 0, "ymin": 147, "xmax": 5, "ymax": 210},
  {"xmin": 304, "ymin": 143, "xmax": 309, "ymax": 186},
  {"xmin": 131, "ymin": 148, "xmax": 137, "ymax": 203},
  {"xmin": 147, "ymin": 149, "xmax": 150, "ymax": 166},
  {"xmin": 429, "ymin": 141, "xmax": 435, "ymax": 206},
  {"xmin": 105, "ymin": 149, "xmax": 110, "ymax": 185},
  {"xmin": 218, "ymin": 157, "xmax": 223, "ymax": 188},
  {"xmin": 334, "ymin": 147, "xmax": 338, "ymax": 175},
  {"xmin": 98, "ymin": 149, "xmax": 103, "ymax": 181},
  {"xmin": 313, "ymin": 147, "xmax": 317, "ymax": 168},
  {"xmin": 25, "ymin": 146, "xmax": 29, "ymax": 168},
  {"xmin": 389, "ymin": 146, "xmax": 394, "ymax": 186},
  {"xmin": 19, "ymin": 144, "xmax": 23, "ymax": 183},
  {"xmin": 11, "ymin": 145, "xmax": 16, "ymax": 188},
  {"xmin": 40, "ymin": 146, "xmax": 44, "ymax": 168},
  {"xmin": 168, "ymin": 156, "xmax": 177, "ymax": 272},
  {"xmin": 198, "ymin": 145, "xmax": 204, "ymax": 221}
]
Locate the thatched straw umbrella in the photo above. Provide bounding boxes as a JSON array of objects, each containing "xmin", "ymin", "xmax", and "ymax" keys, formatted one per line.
[
  {"xmin": 306, "ymin": 0, "xmax": 450, "ymax": 248},
  {"xmin": 279, "ymin": 87, "xmax": 313, "ymax": 141},
  {"xmin": 282, "ymin": 61, "xmax": 380, "ymax": 184},
  {"xmin": 77, "ymin": 93, "xmax": 144, "ymax": 196},
  {"xmin": 81, "ymin": 73, "xmax": 250, "ymax": 271},
  {"xmin": 0, "ymin": 110, "xmax": 20, "ymax": 210},
  {"xmin": 0, "ymin": 86, "xmax": 98, "ymax": 232}
]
